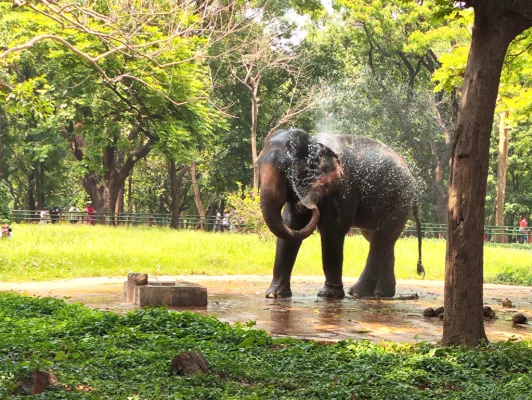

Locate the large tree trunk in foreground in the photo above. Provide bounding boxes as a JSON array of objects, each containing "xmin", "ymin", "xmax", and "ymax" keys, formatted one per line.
[
  {"xmin": 495, "ymin": 111, "xmax": 509, "ymax": 243},
  {"xmin": 443, "ymin": 1, "xmax": 531, "ymax": 347}
]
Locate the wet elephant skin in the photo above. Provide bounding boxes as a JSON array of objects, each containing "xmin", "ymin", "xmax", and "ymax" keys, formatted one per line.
[{"xmin": 258, "ymin": 129, "xmax": 423, "ymax": 299}]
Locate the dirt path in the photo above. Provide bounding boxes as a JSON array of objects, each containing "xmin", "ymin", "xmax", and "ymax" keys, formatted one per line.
[{"xmin": 1, "ymin": 276, "xmax": 531, "ymax": 343}]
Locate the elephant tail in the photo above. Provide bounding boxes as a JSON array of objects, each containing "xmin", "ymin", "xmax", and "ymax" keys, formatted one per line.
[{"xmin": 413, "ymin": 202, "xmax": 425, "ymax": 278}]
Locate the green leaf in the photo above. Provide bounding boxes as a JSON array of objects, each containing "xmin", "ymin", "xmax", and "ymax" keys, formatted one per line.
[
  {"xmin": 238, "ymin": 337, "xmax": 256, "ymax": 347},
  {"xmin": 54, "ymin": 350, "xmax": 67, "ymax": 361},
  {"xmin": 428, "ymin": 347, "xmax": 446, "ymax": 357}
]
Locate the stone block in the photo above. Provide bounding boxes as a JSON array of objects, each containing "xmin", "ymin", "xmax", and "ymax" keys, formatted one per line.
[
  {"xmin": 123, "ymin": 273, "xmax": 149, "ymax": 303},
  {"xmin": 134, "ymin": 281, "xmax": 207, "ymax": 307}
]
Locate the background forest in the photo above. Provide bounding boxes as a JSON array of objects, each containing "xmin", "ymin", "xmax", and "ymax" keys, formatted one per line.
[{"xmin": 0, "ymin": 0, "xmax": 531, "ymax": 227}]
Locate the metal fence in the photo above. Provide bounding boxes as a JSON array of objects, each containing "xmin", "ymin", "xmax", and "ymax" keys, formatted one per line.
[
  {"xmin": 8, "ymin": 210, "xmax": 246, "ymax": 232},
  {"xmin": 402, "ymin": 223, "xmax": 532, "ymax": 244},
  {"xmin": 7, "ymin": 209, "xmax": 532, "ymax": 244}
]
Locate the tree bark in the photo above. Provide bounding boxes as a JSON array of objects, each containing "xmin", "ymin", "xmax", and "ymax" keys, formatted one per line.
[
  {"xmin": 430, "ymin": 91, "xmax": 458, "ymax": 225},
  {"xmin": 114, "ymin": 184, "xmax": 124, "ymax": 225},
  {"xmin": 27, "ymin": 168, "xmax": 36, "ymax": 211},
  {"xmin": 66, "ymin": 123, "xmax": 154, "ymax": 214},
  {"xmin": 430, "ymin": 139, "xmax": 452, "ymax": 225},
  {"xmin": 251, "ymin": 82, "xmax": 260, "ymax": 190},
  {"xmin": 126, "ymin": 176, "xmax": 132, "ymax": 227},
  {"xmin": 443, "ymin": 2, "xmax": 531, "ymax": 347},
  {"xmin": 495, "ymin": 111, "xmax": 509, "ymax": 243},
  {"xmin": 190, "ymin": 161, "xmax": 206, "ymax": 230},
  {"xmin": 169, "ymin": 161, "xmax": 188, "ymax": 229}
]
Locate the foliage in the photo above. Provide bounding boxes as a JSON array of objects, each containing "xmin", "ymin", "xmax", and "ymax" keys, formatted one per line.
[
  {"xmin": 0, "ymin": 0, "xmax": 225, "ymax": 212},
  {"xmin": 301, "ymin": 0, "xmax": 461, "ymax": 222},
  {"xmin": 226, "ymin": 183, "xmax": 273, "ymax": 240},
  {"xmin": 0, "ymin": 224, "xmax": 532, "ymax": 285},
  {"xmin": 0, "ymin": 292, "xmax": 531, "ymax": 398},
  {"xmin": 0, "ymin": 0, "xmax": 532, "ymax": 226},
  {"xmin": 0, "ymin": 180, "xmax": 11, "ymax": 220}
]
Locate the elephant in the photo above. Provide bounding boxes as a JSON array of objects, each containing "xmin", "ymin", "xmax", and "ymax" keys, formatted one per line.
[{"xmin": 257, "ymin": 128, "xmax": 424, "ymax": 299}]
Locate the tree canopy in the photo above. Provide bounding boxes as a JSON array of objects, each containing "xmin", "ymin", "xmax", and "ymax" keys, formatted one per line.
[{"xmin": 0, "ymin": 0, "xmax": 530, "ymax": 230}]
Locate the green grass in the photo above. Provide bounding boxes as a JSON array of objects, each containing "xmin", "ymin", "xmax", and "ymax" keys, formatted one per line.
[
  {"xmin": 1, "ymin": 292, "xmax": 531, "ymax": 399},
  {"xmin": 0, "ymin": 223, "xmax": 531, "ymax": 284}
]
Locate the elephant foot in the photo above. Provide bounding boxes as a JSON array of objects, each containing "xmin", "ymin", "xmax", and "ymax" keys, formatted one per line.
[
  {"xmin": 348, "ymin": 281, "xmax": 376, "ymax": 298},
  {"xmin": 348, "ymin": 280, "xmax": 395, "ymax": 298},
  {"xmin": 265, "ymin": 284, "xmax": 292, "ymax": 298},
  {"xmin": 374, "ymin": 282, "xmax": 395, "ymax": 298},
  {"xmin": 317, "ymin": 282, "xmax": 345, "ymax": 298}
]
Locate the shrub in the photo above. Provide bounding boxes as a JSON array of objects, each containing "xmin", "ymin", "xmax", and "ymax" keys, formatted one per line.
[{"xmin": 226, "ymin": 183, "xmax": 273, "ymax": 240}]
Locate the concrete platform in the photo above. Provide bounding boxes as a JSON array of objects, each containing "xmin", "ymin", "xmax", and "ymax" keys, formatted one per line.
[
  {"xmin": 122, "ymin": 274, "xmax": 208, "ymax": 307},
  {"xmin": 134, "ymin": 281, "xmax": 207, "ymax": 307}
]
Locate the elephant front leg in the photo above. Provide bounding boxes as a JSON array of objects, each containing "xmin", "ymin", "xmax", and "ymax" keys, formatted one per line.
[
  {"xmin": 266, "ymin": 237, "xmax": 303, "ymax": 298},
  {"xmin": 348, "ymin": 234, "xmax": 396, "ymax": 298},
  {"xmin": 266, "ymin": 204, "xmax": 309, "ymax": 298},
  {"xmin": 317, "ymin": 233, "xmax": 346, "ymax": 298}
]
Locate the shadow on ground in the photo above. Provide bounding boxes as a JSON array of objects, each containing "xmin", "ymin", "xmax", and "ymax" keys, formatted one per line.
[{"xmin": 1, "ymin": 276, "xmax": 531, "ymax": 343}]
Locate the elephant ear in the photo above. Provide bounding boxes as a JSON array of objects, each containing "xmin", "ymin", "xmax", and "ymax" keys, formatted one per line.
[
  {"xmin": 316, "ymin": 143, "xmax": 342, "ymax": 176},
  {"xmin": 298, "ymin": 142, "xmax": 343, "ymax": 207}
]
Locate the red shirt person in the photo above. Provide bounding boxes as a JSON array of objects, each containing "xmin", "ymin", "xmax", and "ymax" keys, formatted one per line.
[
  {"xmin": 519, "ymin": 216, "xmax": 528, "ymax": 244},
  {"xmin": 85, "ymin": 203, "xmax": 96, "ymax": 225}
]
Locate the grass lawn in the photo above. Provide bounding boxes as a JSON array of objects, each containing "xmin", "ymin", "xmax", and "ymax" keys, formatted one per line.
[{"xmin": 0, "ymin": 224, "xmax": 531, "ymax": 285}]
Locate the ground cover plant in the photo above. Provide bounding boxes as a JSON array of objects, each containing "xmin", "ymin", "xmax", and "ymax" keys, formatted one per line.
[
  {"xmin": 0, "ymin": 292, "xmax": 530, "ymax": 399},
  {"xmin": 1, "ymin": 224, "xmax": 532, "ymax": 285}
]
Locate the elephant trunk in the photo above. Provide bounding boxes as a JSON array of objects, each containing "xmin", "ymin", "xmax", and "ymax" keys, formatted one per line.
[{"xmin": 259, "ymin": 165, "xmax": 320, "ymax": 241}]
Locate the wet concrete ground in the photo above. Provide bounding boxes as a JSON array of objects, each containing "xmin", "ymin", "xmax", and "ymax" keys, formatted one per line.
[{"xmin": 1, "ymin": 276, "xmax": 531, "ymax": 343}]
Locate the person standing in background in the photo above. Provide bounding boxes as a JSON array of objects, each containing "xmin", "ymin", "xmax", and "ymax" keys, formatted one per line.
[
  {"xmin": 519, "ymin": 216, "xmax": 528, "ymax": 244},
  {"xmin": 39, "ymin": 208, "xmax": 49, "ymax": 224},
  {"xmin": 85, "ymin": 202, "xmax": 96, "ymax": 225},
  {"xmin": 50, "ymin": 205, "xmax": 61, "ymax": 224},
  {"xmin": 68, "ymin": 204, "xmax": 79, "ymax": 224}
]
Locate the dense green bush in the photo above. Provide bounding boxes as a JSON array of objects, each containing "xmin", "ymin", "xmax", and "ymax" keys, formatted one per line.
[
  {"xmin": 493, "ymin": 268, "xmax": 532, "ymax": 286},
  {"xmin": 0, "ymin": 293, "xmax": 531, "ymax": 399},
  {"xmin": 226, "ymin": 183, "xmax": 273, "ymax": 241}
]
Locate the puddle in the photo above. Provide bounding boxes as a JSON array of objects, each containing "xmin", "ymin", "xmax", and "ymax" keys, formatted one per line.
[{"xmin": 1, "ymin": 276, "xmax": 530, "ymax": 343}]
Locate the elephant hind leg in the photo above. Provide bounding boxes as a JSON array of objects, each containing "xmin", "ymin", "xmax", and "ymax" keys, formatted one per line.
[{"xmin": 348, "ymin": 230, "xmax": 400, "ymax": 298}]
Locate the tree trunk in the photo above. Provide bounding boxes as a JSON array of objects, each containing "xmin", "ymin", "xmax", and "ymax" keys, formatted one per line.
[
  {"xmin": 82, "ymin": 173, "xmax": 123, "ymax": 215},
  {"xmin": 66, "ymin": 124, "xmax": 154, "ymax": 216},
  {"xmin": 36, "ymin": 163, "xmax": 45, "ymax": 209},
  {"xmin": 430, "ymin": 139, "xmax": 452, "ymax": 225},
  {"xmin": 443, "ymin": 3, "xmax": 531, "ymax": 347},
  {"xmin": 430, "ymin": 92, "xmax": 457, "ymax": 225},
  {"xmin": 190, "ymin": 161, "xmax": 206, "ymax": 230},
  {"xmin": 127, "ymin": 176, "xmax": 132, "ymax": 213},
  {"xmin": 168, "ymin": 161, "xmax": 188, "ymax": 229},
  {"xmin": 495, "ymin": 111, "xmax": 509, "ymax": 243},
  {"xmin": 27, "ymin": 168, "xmax": 36, "ymax": 211},
  {"xmin": 114, "ymin": 184, "xmax": 124, "ymax": 225},
  {"xmin": 251, "ymin": 83, "xmax": 260, "ymax": 190}
]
